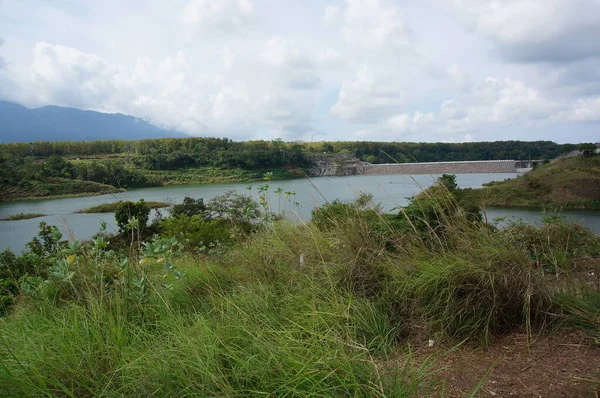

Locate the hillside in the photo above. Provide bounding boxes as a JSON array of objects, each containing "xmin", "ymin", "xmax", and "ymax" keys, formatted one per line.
[
  {"xmin": 461, "ymin": 155, "xmax": 600, "ymax": 209},
  {"xmin": 0, "ymin": 101, "xmax": 184, "ymax": 143}
]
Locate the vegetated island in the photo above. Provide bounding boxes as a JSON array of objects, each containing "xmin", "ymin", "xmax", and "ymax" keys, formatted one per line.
[
  {"xmin": 76, "ymin": 201, "xmax": 171, "ymax": 213},
  {"xmin": 0, "ymin": 213, "xmax": 46, "ymax": 221},
  {"xmin": 0, "ymin": 138, "xmax": 585, "ymax": 202},
  {"xmin": 460, "ymin": 154, "xmax": 600, "ymax": 210}
]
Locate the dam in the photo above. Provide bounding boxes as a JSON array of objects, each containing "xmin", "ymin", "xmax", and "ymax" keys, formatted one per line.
[
  {"xmin": 307, "ymin": 154, "xmax": 540, "ymax": 177},
  {"xmin": 364, "ymin": 160, "xmax": 518, "ymax": 175}
]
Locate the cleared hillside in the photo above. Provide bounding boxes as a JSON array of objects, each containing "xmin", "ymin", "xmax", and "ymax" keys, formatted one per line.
[{"xmin": 461, "ymin": 156, "xmax": 600, "ymax": 209}]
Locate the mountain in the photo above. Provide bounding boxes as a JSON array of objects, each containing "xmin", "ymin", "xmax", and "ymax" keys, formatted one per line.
[{"xmin": 0, "ymin": 101, "xmax": 186, "ymax": 143}]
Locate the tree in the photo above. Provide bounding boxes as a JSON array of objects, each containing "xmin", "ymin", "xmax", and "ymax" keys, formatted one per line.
[
  {"xmin": 172, "ymin": 197, "xmax": 207, "ymax": 218},
  {"xmin": 579, "ymin": 143, "xmax": 597, "ymax": 157},
  {"xmin": 115, "ymin": 200, "xmax": 150, "ymax": 233}
]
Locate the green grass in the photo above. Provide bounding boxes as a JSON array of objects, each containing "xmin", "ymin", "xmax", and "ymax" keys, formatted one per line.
[
  {"xmin": 0, "ymin": 178, "xmax": 121, "ymax": 202},
  {"xmin": 0, "ymin": 213, "xmax": 46, "ymax": 221},
  {"xmin": 1, "ymin": 184, "xmax": 598, "ymax": 396},
  {"xmin": 460, "ymin": 156, "xmax": 600, "ymax": 209},
  {"xmin": 76, "ymin": 201, "xmax": 171, "ymax": 213},
  {"xmin": 143, "ymin": 167, "xmax": 300, "ymax": 185}
]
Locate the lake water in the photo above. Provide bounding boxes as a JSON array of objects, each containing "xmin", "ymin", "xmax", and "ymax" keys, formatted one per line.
[{"xmin": 1, "ymin": 173, "xmax": 600, "ymax": 253}]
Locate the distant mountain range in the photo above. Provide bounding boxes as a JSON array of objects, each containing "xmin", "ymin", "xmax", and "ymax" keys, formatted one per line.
[{"xmin": 0, "ymin": 101, "xmax": 186, "ymax": 143}]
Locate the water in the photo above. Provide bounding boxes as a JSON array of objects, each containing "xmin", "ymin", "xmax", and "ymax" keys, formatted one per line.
[{"xmin": 1, "ymin": 173, "xmax": 599, "ymax": 253}]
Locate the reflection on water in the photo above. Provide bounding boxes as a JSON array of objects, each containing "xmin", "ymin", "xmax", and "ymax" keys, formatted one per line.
[{"xmin": 1, "ymin": 172, "xmax": 599, "ymax": 252}]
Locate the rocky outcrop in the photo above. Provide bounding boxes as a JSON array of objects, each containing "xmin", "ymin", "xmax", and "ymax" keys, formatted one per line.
[{"xmin": 307, "ymin": 153, "xmax": 367, "ymax": 177}]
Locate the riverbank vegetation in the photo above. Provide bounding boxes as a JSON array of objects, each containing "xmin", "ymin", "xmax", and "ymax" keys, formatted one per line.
[
  {"xmin": 0, "ymin": 138, "xmax": 585, "ymax": 201},
  {"xmin": 1, "ymin": 175, "xmax": 599, "ymax": 396},
  {"xmin": 461, "ymin": 155, "xmax": 600, "ymax": 209},
  {"xmin": 76, "ymin": 201, "xmax": 170, "ymax": 213},
  {"xmin": 0, "ymin": 213, "xmax": 46, "ymax": 221}
]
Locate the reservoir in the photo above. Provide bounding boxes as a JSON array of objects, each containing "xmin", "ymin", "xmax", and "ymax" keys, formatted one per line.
[{"xmin": 1, "ymin": 172, "xmax": 599, "ymax": 253}]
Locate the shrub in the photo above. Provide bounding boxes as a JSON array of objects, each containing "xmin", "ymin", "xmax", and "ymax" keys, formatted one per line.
[
  {"xmin": 115, "ymin": 199, "xmax": 150, "ymax": 233},
  {"xmin": 158, "ymin": 215, "xmax": 232, "ymax": 252},
  {"xmin": 171, "ymin": 197, "xmax": 207, "ymax": 218}
]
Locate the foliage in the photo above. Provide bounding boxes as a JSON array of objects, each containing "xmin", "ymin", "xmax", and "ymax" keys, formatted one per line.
[
  {"xmin": 501, "ymin": 214, "xmax": 600, "ymax": 273},
  {"xmin": 206, "ymin": 190, "xmax": 262, "ymax": 224},
  {"xmin": 1, "ymin": 181, "xmax": 599, "ymax": 395},
  {"xmin": 77, "ymin": 201, "xmax": 169, "ymax": 214},
  {"xmin": 579, "ymin": 143, "xmax": 598, "ymax": 157},
  {"xmin": 158, "ymin": 215, "xmax": 232, "ymax": 253},
  {"xmin": 171, "ymin": 196, "xmax": 207, "ymax": 218},
  {"xmin": 114, "ymin": 200, "xmax": 150, "ymax": 233},
  {"xmin": 391, "ymin": 175, "xmax": 482, "ymax": 247}
]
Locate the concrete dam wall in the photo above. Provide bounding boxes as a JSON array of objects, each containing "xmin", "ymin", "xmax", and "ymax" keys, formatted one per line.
[
  {"xmin": 362, "ymin": 160, "xmax": 518, "ymax": 175},
  {"xmin": 306, "ymin": 154, "xmax": 524, "ymax": 177}
]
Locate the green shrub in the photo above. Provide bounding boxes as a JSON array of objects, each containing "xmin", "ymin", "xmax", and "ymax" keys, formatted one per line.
[
  {"xmin": 158, "ymin": 215, "xmax": 232, "ymax": 252},
  {"xmin": 171, "ymin": 196, "xmax": 207, "ymax": 218},
  {"xmin": 115, "ymin": 199, "xmax": 150, "ymax": 233}
]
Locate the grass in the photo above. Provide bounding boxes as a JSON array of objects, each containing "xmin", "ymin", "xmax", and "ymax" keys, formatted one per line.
[
  {"xmin": 0, "ymin": 178, "xmax": 121, "ymax": 202},
  {"xmin": 76, "ymin": 201, "xmax": 171, "ymax": 213},
  {"xmin": 0, "ymin": 213, "xmax": 46, "ymax": 221},
  {"xmin": 142, "ymin": 167, "xmax": 299, "ymax": 185},
  {"xmin": 460, "ymin": 156, "xmax": 600, "ymax": 209},
  {"xmin": 0, "ymin": 181, "xmax": 599, "ymax": 396}
]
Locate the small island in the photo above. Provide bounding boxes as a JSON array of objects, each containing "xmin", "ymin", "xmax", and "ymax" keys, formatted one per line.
[
  {"xmin": 1, "ymin": 213, "xmax": 46, "ymax": 221},
  {"xmin": 76, "ymin": 201, "xmax": 171, "ymax": 213}
]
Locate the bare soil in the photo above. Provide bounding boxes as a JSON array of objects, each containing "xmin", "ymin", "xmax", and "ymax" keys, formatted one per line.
[{"xmin": 413, "ymin": 332, "xmax": 600, "ymax": 397}]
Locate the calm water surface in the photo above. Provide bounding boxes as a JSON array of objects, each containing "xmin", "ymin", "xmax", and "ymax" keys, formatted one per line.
[{"xmin": 1, "ymin": 173, "xmax": 599, "ymax": 252}]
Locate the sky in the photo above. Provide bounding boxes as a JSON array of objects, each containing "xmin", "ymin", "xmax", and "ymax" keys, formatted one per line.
[{"xmin": 0, "ymin": 0, "xmax": 599, "ymax": 143}]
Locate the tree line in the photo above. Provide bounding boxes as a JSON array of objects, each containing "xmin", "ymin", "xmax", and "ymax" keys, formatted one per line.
[{"xmin": 0, "ymin": 138, "xmax": 588, "ymax": 196}]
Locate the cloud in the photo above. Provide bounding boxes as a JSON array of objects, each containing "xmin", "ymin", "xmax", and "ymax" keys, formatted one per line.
[
  {"xmin": 454, "ymin": 0, "xmax": 600, "ymax": 63},
  {"xmin": 341, "ymin": 0, "xmax": 412, "ymax": 50},
  {"xmin": 0, "ymin": 38, "xmax": 6, "ymax": 70},
  {"xmin": 1, "ymin": 0, "xmax": 600, "ymax": 143},
  {"xmin": 13, "ymin": 39, "xmax": 321, "ymax": 140},
  {"xmin": 353, "ymin": 76, "xmax": 563, "ymax": 140},
  {"xmin": 181, "ymin": 0, "xmax": 255, "ymax": 36},
  {"xmin": 323, "ymin": 6, "xmax": 340, "ymax": 25},
  {"xmin": 331, "ymin": 66, "xmax": 404, "ymax": 123},
  {"xmin": 556, "ymin": 98, "xmax": 600, "ymax": 122}
]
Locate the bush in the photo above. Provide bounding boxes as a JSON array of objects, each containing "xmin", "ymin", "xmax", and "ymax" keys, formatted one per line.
[
  {"xmin": 158, "ymin": 215, "xmax": 232, "ymax": 252},
  {"xmin": 171, "ymin": 197, "xmax": 207, "ymax": 218},
  {"xmin": 115, "ymin": 200, "xmax": 150, "ymax": 233}
]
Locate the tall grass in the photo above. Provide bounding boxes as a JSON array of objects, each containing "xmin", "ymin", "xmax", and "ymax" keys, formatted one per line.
[{"xmin": 1, "ymin": 178, "xmax": 599, "ymax": 396}]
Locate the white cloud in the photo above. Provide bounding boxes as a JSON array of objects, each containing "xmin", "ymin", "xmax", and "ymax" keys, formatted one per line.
[
  {"xmin": 331, "ymin": 66, "xmax": 404, "ymax": 123},
  {"xmin": 352, "ymin": 76, "xmax": 565, "ymax": 140},
  {"xmin": 453, "ymin": 0, "xmax": 600, "ymax": 63},
  {"xmin": 12, "ymin": 40, "xmax": 321, "ymax": 139},
  {"xmin": 341, "ymin": 0, "xmax": 411, "ymax": 50},
  {"xmin": 556, "ymin": 98, "xmax": 600, "ymax": 122},
  {"xmin": 181, "ymin": 0, "xmax": 255, "ymax": 35},
  {"xmin": 1, "ymin": 0, "xmax": 600, "ymax": 143},
  {"xmin": 323, "ymin": 6, "xmax": 340, "ymax": 25},
  {"xmin": 0, "ymin": 38, "xmax": 6, "ymax": 70}
]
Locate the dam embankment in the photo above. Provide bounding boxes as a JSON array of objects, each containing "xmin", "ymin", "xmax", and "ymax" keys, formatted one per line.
[{"xmin": 363, "ymin": 160, "xmax": 518, "ymax": 175}]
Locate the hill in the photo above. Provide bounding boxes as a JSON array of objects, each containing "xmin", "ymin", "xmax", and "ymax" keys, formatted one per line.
[
  {"xmin": 461, "ymin": 155, "xmax": 600, "ymax": 209},
  {"xmin": 0, "ymin": 101, "xmax": 185, "ymax": 143}
]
